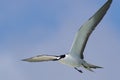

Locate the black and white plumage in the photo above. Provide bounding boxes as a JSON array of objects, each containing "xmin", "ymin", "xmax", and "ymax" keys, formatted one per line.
[{"xmin": 22, "ymin": 0, "xmax": 112, "ymax": 73}]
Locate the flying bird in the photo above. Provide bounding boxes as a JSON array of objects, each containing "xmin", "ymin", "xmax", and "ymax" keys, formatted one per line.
[{"xmin": 22, "ymin": 0, "xmax": 112, "ymax": 73}]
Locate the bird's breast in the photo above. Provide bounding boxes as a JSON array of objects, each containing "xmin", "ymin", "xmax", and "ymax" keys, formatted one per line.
[{"xmin": 58, "ymin": 55, "xmax": 83, "ymax": 67}]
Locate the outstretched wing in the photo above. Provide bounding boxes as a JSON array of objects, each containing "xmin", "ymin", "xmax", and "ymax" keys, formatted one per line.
[
  {"xmin": 69, "ymin": 0, "xmax": 112, "ymax": 59},
  {"xmin": 22, "ymin": 55, "xmax": 59, "ymax": 62}
]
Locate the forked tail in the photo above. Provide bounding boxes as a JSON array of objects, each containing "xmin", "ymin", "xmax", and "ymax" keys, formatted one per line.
[{"xmin": 82, "ymin": 61, "xmax": 103, "ymax": 72}]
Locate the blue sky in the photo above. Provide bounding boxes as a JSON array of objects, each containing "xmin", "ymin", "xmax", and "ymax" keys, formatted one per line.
[{"xmin": 0, "ymin": 0, "xmax": 120, "ymax": 80}]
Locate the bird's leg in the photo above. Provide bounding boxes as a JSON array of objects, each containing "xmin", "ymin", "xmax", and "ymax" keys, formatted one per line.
[{"xmin": 74, "ymin": 67, "xmax": 83, "ymax": 73}]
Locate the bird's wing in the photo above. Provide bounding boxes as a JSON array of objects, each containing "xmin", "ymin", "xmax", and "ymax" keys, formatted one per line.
[
  {"xmin": 69, "ymin": 0, "xmax": 112, "ymax": 59},
  {"xmin": 22, "ymin": 55, "xmax": 59, "ymax": 62}
]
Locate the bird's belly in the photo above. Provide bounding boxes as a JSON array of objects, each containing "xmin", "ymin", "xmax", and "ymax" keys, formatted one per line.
[{"xmin": 58, "ymin": 55, "xmax": 82, "ymax": 67}]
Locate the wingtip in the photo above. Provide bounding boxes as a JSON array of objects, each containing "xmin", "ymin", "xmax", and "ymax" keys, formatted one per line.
[
  {"xmin": 21, "ymin": 59, "xmax": 27, "ymax": 61},
  {"xmin": 107, "ymin": 0, "xmax": 113, "ymax": 6},
  {"xmin": 106, "ymin": 0, "xmax": 112, "ymax": 7},
  {"xmin": 21, "ymin": 58, "xmax": 28, "ymax": 61},
  {"xmin": 21, "ymin": 58, "xmax": 32, "ymax": 62},
  {"xmin": 108, "ymin": 0, "xmax": 112, "ymax": 3}
]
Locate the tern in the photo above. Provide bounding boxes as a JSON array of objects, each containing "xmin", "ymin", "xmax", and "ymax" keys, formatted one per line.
[{"xmin": 22, "ymin": 0, "xmax": 112, "ymax": 73}]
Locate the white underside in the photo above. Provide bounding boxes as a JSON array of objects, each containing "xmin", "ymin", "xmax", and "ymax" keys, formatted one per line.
[{"xmin": 58, "ymin": 54, "xmax": 84, "ymax": 67}]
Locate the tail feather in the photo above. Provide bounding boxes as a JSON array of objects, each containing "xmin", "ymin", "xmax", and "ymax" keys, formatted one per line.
[
  {"xmin": 82, "ymin": 61, "xmax": 103, "ymax": 72},
  {"xmin": 87, "ymin": 63, "xmax": 103, "ymax": 69}
]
